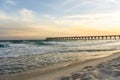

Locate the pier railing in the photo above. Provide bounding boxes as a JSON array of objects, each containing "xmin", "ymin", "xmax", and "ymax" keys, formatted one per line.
[{"xmin": 46, "ymin": 35, "xmax": 120, "ymax": 41}]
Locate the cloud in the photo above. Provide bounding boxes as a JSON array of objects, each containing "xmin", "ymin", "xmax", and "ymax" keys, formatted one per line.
[
  {"xmin": 0, "ymin": 7, "xmax": 120, "ymax": 31},
  {"xmin": 64, "ymin": 11, "xmax": 120, "ymax": 19},
  {"xmin": 62, "ymin": 0, "xmax": 120, "ymax": 13},
  {"xmin": 5, "ymin": 0, "xmax": 16, "ymax": 6},
  {"xmin": 0, "ymin": 12, "xmax": 11, "ymax": 20},
  {"xmin": 0, "ymin": 8, "xmax": 36, "ymax": 24},
  {"xmin": 0, "ymin": 1, "xmax": 120, "ymax": 39},
  {"xmin": 97, "ymin": 0, "xmax": 118, "ymax": 3},
  {"xmin": 19, "ymin": 8, "xmax": 36, "ymax": 22},
  {"xmin": 46, "ymin": 10, "xmax": 120, "ymax": 32},
  {"xmin": 20, "ymin": 8, "xmax": 33, "ymax": 17}
]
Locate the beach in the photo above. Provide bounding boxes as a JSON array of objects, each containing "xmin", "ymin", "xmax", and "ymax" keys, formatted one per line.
[
  {"xmin": 12, "ymin": 51, "xmax": 120, "ymax": 80},
  {"xmin": 0, "ymin": 40, "xmax": 120, "ymax": 80},
  {"xmin": 1, "ymin": 0, "xmax": 120, "ymax": 79},
  {"xmin": 0, "ymin": 51, "xmax": 119, "ymax": 80}
]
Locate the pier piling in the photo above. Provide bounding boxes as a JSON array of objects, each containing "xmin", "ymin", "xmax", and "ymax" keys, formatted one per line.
[{"xmin": 46, "ymin": 35, "xmax": 120, "ymax": 41}]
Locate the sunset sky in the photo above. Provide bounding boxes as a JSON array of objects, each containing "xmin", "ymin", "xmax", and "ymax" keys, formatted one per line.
[{"xmin": 0, "ymin": 0, "xmax": 120, "ymax": 40}]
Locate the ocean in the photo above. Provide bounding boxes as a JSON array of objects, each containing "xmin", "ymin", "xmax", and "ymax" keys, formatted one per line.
[{"xmin": 0, "ymin": 40, "xmax": 120, "ymax": 74}]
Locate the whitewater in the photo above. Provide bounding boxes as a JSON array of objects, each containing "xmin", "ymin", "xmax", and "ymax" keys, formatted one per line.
[{"xmin": 0, "ymin": 40, "xmax": 120, "ymax": 74}]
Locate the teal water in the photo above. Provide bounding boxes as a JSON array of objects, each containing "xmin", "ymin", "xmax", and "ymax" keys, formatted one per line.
[{"xmin": 0, "ymin": 40, "xmax": 120, "ymax": 57}]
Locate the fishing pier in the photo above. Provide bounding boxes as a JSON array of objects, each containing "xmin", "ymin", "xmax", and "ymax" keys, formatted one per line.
[{"xmin": 46, "ymin": 35, "xmax": 120, "ymax": 41}]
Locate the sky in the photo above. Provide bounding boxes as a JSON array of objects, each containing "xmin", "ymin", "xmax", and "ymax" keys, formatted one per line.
[{"xmin": 0, "ymin": 0, "xmax": 120, "ymax": 40}]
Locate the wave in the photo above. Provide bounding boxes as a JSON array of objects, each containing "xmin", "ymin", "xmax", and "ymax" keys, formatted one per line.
[
  {"xmin": 0, "ymin": 40, "xmax": 120, "ymax": 74},
  {"xmin": 9, "ymin": 40, "xmax": 53, "ymax": 46},
  {"xmin": 0, "ymin": 40, "xmax": 120, "ymax": 58},
  {"xmin": 0, "ymin": 43, "xmax": 9, "ymax": 48}
]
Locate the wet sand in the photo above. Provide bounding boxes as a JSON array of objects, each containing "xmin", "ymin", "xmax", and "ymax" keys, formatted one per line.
[{"xmin": 7, "ymin": 52, "xmax": 120, "ymax": 80}]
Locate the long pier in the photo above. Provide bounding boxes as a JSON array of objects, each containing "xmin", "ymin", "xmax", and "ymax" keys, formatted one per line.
[{"xmin": 46, "ymin": 35, "xmax": 120, "ymax": 41}]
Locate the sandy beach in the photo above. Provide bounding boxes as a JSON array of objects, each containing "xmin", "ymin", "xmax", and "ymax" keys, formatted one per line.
[
  {"xmin": 0, "ymin": 40, "xmax": 120, "ymax": 80},
  {"xmin": 3, "ymin": 51, "xmax": 119, "ymax": 80},
  {"xmin": 1, "ymin": 0, "xmax": 120, "ymax": 79}
]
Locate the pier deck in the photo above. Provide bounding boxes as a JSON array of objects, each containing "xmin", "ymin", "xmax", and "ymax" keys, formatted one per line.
[{"xmin": 46, "ymin": 35, "xmax": 120, "ymax": 40}]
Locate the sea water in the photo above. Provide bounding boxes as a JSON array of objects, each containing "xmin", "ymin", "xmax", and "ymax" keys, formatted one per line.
[{"xmin": 0, "ymin": 40, "xmax": 120, "ymax": 74}]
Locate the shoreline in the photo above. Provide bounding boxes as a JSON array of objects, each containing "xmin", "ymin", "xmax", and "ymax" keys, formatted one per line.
[{"xmin": 10, "ymin": 51, "xmax": 120, "ymax": 80}]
